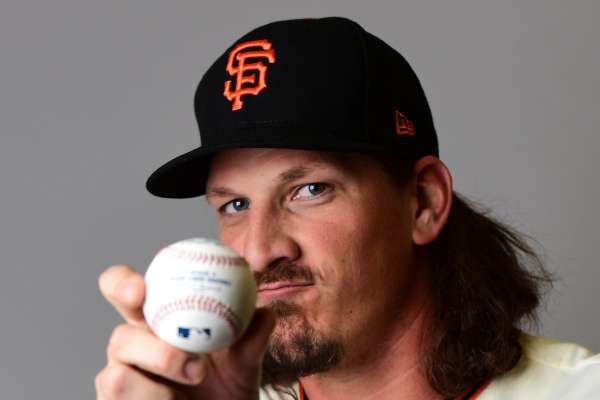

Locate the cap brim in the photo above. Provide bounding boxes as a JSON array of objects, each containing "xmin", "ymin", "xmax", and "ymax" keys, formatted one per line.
[
  {"xmin": 146, "ymin": 145, "xmax": 216, "ymax": 199},
  {"xmin": 146, "ymin": 135, "xmax": 418, "ymax": 199}
]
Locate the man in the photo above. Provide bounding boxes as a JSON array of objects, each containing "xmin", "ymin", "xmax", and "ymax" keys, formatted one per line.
[{"xmin": 95, "ymin": 17, "xmax": 600, "ymax": 399}]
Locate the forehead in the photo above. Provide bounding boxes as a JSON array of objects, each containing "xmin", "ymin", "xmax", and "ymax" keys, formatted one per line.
[
  {"xmin": 207, "ymin": 148, "xmax": 362, "ymax": 185},
  {"xmin": 212, "ymin": 148, "xmax": 352, "ymax": 167}
]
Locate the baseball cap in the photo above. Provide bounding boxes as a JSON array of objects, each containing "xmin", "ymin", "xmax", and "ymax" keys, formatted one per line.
[{"xmin": 146, "ymin": 16, "xmax": 439, "ymax": 198}]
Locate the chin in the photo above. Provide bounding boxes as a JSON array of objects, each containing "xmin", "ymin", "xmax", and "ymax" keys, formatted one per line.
[
  {"xmin": 262, "ymin": 312, "xmax": 344, "ymax": 386},
  {"xmin": 271, "ymin": 314, "xmax": 306, "ymax": 344}
]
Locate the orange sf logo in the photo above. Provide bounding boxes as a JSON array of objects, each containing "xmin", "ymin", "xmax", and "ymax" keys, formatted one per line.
[{"xmin": 223, "ymin": 39, "xmax": 276, "ymax": 111}]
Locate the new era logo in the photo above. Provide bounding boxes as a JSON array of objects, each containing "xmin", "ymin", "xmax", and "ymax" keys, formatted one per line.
[{"xmin": 395, "ymin": 111, "xmax": 416, "ymax": 136}]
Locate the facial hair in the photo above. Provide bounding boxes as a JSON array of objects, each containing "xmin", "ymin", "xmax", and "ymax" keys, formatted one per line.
[{"xmin": 255, "ymin": 263, "xmax": 344, "ymax": 386}]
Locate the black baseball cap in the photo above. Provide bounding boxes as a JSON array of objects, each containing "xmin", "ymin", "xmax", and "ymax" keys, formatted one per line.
[{"xmin": 146, "ymin": 16, "xmax": 439, "ymax": 198}]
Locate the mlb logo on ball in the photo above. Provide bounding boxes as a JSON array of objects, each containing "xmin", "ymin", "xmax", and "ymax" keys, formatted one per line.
[{"xmin": 178, "ymin": 326, "xmax": 212, "ymax": 340}]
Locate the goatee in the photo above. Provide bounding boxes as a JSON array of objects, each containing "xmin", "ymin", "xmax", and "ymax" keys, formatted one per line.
[{"xmin": 261, "ymin": 300, "xmax": 344, "ymax": 386}]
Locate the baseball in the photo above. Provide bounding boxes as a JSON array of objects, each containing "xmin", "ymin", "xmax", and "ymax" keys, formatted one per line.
[{"xmin": 142, "ymin": 238, "xmax": 256, "ymax": 353}]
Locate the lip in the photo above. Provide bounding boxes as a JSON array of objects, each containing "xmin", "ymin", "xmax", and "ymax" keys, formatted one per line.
[{"xmin": 257, "ymin": 281, "xmax": 313, "ymax": 299}]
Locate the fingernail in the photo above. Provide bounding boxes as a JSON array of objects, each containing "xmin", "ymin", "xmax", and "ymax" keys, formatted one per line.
[{"xmin": 184, "ymin": 357, "xmax": 206, "ymax": 383}]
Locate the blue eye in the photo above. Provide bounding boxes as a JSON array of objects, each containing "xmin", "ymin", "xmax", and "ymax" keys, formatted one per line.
[
  {"xmin": 293, "ymin": 183, "xmax": 330, "ymax": 200},
  {"xmin": 221, "ymin": 198, "xmax": 250, "ymax": 214}
]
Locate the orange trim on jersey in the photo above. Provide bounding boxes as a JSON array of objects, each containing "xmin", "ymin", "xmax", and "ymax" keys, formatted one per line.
[
  {"xmin": 463, "ymin": 378, "xmax": 491, "ymax": 400},
  {"xmin": 298, "ymin": 381, "xmax": 306, "ymax": 400},
  {"xmin": 298, "ymin": 378, "xmax": 491, "ymax": 400}
]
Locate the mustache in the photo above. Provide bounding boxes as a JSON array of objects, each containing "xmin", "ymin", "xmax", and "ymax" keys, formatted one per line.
[{"xmin": 254, "ymin": 261, "xmax": 315, "ymax": 286}]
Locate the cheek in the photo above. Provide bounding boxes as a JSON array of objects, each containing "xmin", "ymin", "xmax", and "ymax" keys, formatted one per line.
[
  {"xmin": 310, "ymin": 201, "xmax": 414, "ymax": 300},
  {"xmin": 296, "ymin": 211, "xmax": 374, "ymax": 305},
  {"xmin": 297, "ymin": 220, "xmax": 347, "ymax": 280},
  {"xmin": 218, "ymin": 223, "xmax": 246, "ymax": 258}
]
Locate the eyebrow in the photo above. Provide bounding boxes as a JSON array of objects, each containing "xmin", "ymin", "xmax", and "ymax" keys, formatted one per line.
[
  {"xmin": 278, "ymin": 165, "xmax": 312, "ymax": 183},
  {"xmin": 205, "ymin": 186, "xmax": 238, "ymax": 198},
  {"xmin": 205, "ymin": 165, "xmax": 318, "ymax": 200}
]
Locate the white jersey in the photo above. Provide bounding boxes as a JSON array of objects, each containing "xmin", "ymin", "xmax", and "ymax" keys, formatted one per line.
[
  {"xmin": 259, "ymin": 334, "xmax": 600, "ymax": 399},
  {"xmin": 480, "ymin": 334, "xmax": 600, "ymax": 399}
]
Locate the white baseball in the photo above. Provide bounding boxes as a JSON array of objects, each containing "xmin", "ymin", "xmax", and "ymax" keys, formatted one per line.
[{"xmin": 143, "ymin": 238, "xmax": 256, "ymax": 353}]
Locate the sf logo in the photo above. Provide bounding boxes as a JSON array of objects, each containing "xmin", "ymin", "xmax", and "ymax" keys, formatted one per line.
[{"xmin": 223, "ymin": 39, "xmax": 276, "ymax": 111}]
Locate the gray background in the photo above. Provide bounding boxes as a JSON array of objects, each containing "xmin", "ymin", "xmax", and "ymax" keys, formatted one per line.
[{"xmin": 1, "ymin": 0, "xmax": 598, "ymax": 398}]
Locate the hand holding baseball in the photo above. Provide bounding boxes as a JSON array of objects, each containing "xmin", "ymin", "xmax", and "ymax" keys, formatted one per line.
[{"xmin": 95, "ymin": 242, "xmax": 275, "ymax": 399}]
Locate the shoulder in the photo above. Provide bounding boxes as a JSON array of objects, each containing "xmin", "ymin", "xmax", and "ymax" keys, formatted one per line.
[
  {"xmin": 479, "ymin": 333, "xmax": 600, "ymax": 399},
  {"xmin": 257, "ymin": 334, "xmax": 600, "ymax": 400}
]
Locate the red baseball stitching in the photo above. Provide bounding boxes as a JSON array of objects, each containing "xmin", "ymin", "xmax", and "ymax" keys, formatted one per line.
[
  {"xmin": 157, "ymin": 246, "xmax": 247, "ymax": 267},
  {"xmin": 150, "ymin": 295, "xmax": 242, "ymax": 336}
]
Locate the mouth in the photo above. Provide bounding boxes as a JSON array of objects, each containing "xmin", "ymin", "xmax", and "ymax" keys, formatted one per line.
[{"xmin": 257, "ymin": 281, "xmax": 314, "ymax": 300}]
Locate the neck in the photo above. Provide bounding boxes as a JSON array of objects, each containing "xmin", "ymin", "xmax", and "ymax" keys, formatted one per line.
[{"xmin": 299, "ymin": 288, "xmax": 441, "ymax": 400}]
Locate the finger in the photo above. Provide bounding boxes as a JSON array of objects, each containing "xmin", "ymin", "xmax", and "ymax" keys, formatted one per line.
[
  {"xmin": 96, "ymin": 363, "xmax": 178, "ymax": 400},
  {"xmin": 107, "ymin": 323, "xmax": 208, "ymax": 385},
  {"xmin": 99, "ymin": 265, "xmax": 147, "ymax": 328},
  {"xmin": 229, "ymin": 307, "xmax": 276, "ymax": 369}
]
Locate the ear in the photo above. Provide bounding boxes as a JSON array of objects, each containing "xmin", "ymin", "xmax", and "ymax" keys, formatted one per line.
[{"xmin": 411, "ymin": 156, "xmax": 453, "ymax": 245}]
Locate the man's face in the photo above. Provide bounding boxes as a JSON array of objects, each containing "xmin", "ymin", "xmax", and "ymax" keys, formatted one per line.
[{"xmin": 206, "ymin": 149, "xmax": 421, "ymax": 380}]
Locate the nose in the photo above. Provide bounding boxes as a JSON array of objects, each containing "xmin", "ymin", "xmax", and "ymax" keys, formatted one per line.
[{"xmin": 240, "ymin": 206, "xmax": 301, "ymax": 273}]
